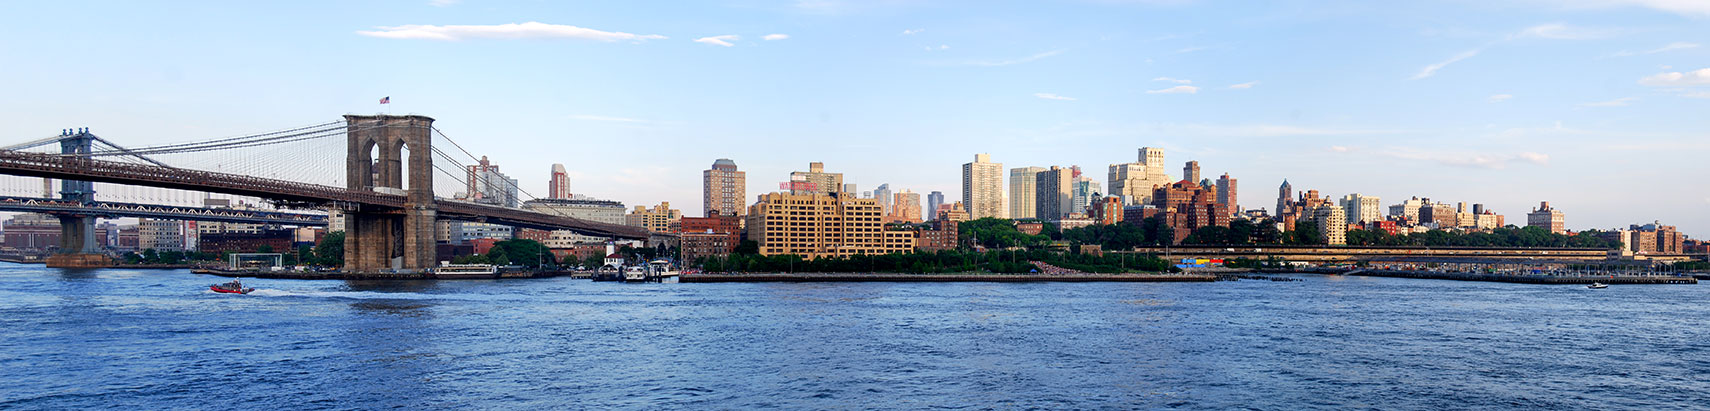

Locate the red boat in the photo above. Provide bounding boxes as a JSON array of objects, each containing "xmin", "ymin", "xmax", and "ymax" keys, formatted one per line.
[{"xmin": 210, "ymin": 279, "xmax": 254, "ymax": 294}]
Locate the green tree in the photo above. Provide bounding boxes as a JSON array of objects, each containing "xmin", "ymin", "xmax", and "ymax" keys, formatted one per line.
[{"xmin": 313, "ymin": 231, "xmax": 345, "ymax": 266}]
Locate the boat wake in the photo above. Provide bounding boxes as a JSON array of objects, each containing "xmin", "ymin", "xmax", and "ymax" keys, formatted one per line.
[{"xmin": 246, "ymin": 289, "xmax": 447, "ymax": 300}]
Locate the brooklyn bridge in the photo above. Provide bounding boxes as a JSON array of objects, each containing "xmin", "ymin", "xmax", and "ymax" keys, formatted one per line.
[{"xmin": 0, "ymin": 115, "xmax": 647, "ymax": 271}]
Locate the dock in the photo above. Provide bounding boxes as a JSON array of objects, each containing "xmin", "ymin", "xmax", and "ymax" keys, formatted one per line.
[{"xmin": 680, "ymin": 273, "xmax": 1216, "ymax": 283}]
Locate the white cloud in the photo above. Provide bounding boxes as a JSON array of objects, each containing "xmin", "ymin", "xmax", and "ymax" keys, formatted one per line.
[
  {"xmin": 1512, "ymin": 23, "xmax": 1612, "ymax": 40},
  {"xmin": 901, "ymin": 28, "xmax": 924, "ymax": 35},
  {"xmin": 694, "ymin": 35, "xmax": 740, "ymax": 47},
  {"xmin": 429, "ymin": 0, "xmax": 459, "ymax": 6},
  {"xmin": 1639, "ymin": 67, "xmax": 1710, "ymax": 86},
  {"xmin": 1683, "ymin": 91, "xmax": 1710, "ymax": 98},
  {"xmin": 1489, "ymin": 94, "xmax": 1514, "ymax": 102},
  {"xmin": 1378, "ymin": 149, "xmax": 1550, "ymax": 169},
  {"xmin": 952, "ymin": 50, "xmax": 1063, "ymax": 67},
  {"xmin": 762, "ymin": 33, "xmax": 790, "ymax": 41},
  {"xmin": 1610, "ymin": 41, "xmax": 1699, "ymax": 57},
  {"xmin": 1579, "ymin": 97, "xmax": 1638, "ymax": 107},
  {"xmin": 1147, "ymin": 85, "xmax": 1199, "ymax": 94},
  {"xmin": 1412, "ymin": 48, "xmax": 1481, "ymax": 80},
  {"xmin": 356, "ymin": 22, "xmax": 666, "ymax": 42},
  {"xmin": 1329, "ymin": 145, "xmax": 1353, "ymax": 153},
  {"xmin": 1228, "ymin": 81, "xmax": 1258, "ymax": 89},
  {"xmin": 1572, "ymin": 0, "xmax": 1710, "ymax": 17},
  {"xmin": 1152, "ymin": 77, "xmax": 1192, "ymax": 84},
  {"xmin": 570, "ymin": 114, "xmax": 646, "ymax": 123},
  {"xmin": 1034, "ymin": 93, "xmax": 1076, "ymax": 101}
]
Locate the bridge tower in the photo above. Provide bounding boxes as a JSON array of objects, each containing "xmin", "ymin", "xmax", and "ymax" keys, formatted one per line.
[
  {"xmin": 42, "ymin": 128, "xmax": 113, "ymax": 268},
  {"xmin": 341, "ymin": 115, "xmax": 438, "ymax": 272}
]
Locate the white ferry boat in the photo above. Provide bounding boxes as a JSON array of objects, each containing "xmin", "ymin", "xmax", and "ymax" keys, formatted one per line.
[{"xmin": 433, "ymin": 263, "xmax": 498, "ymax": 279}]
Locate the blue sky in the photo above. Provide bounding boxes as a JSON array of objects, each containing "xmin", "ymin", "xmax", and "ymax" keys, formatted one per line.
[{"xmin": 1, "ymin": 0, "xmax": 1707, "ymax": 235}]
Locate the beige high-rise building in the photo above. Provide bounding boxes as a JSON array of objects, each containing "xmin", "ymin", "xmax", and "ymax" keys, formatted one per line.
[
  {"xmin": 1339, "ymin": 193, "xmax": 1382, "ymax": 225},
  {"xmin": 1035, "ymin": 166, "xmax": 1073, "ymax": 220},
  {"xmin": 703, "ymin": 158, "xmax": 746, "ymax": 217},
  {"xmin": 890, "ymin": 190, "xmax": 924, "ymax": 223},
  {"xmin": 744, "ymin": 192, "xmax": 915, "ymax": 258},
  {"xmin": 1108, "ymin": 147, "xmax": 1172, "ymax": 205},
  {"xmin": 962, "ymin": 154, "xmax": 1006, "ymax": 219},
  {"xmin": 789, "ymin": 162, "xmax": 844, "ymax": 195},
  {"xmin": 1527, "ymin": 201, "xmax": 1565, "ymax": 234},
  {"xmin": 627, "ymin": 202, "xmax": 682, "ymax": 234},
  {"xmin": 1314, "ymin": 203, "xmax": 1347, "ymax": 246},
  {"xmin": 1008, "ymin": 167, "xmax": 1046, "ymax": 219},
  {"xmin": 1388, "ymin": 197, "xmax": 1425, "ymax": 223}
]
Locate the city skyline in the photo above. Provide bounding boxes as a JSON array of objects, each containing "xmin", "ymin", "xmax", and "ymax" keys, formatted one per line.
[{"xmin": 0, "ymin": 1, "xmax": 1705, "ymax": 234}]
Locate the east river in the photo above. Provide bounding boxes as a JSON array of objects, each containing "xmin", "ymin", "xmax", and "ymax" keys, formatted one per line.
[{"xmin": 1, "ymin": 263, "xmax": 1705, "ymax": 409}]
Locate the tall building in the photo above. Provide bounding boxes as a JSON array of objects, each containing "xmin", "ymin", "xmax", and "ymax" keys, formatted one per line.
[
  {"xmin": 744, "ymin": 192, "xmax": 915, "ymax": 258},
  {"xmin": 1527, "ymin": 201, "xmax": 1566, "ymax": 234},
  {"xmin": 1339, "ymin": 193, "xmax": 1382, "ymax": 225},
  {"xmin": 1069, "ymin": 167, "xmax": 1101, "ymax": 216},
  {"xmin": 873, "ymin": 183, "xmax": 893, "ymax": 216},
  {"xmin": 703, "ymin": 158, "xmax": 746, "ymax": 217},
  {"xmin": 926, "ymin": 191, "xmax": 945, "ymax": 221},
  {"xmin": 1388, "ymin": 197, "xmax": 1425, "ymax": 223},
  {"xmin": 1035, "ymin": 166, "xmax": 1073, "ymax": 220},
  {"xmin": 1314, "ymin": 203, "xmax": 1347, "ymax": 246},
  {"xmin": 962, "ymin": 153, "xmax": 1006, "ymax": 219},
  {"xmin": 466, "ymin": 156, "xmax": 519, "ymax": 208},
  {"xmin": 1276, "ymin": 179, "xmax": 1292, "ymax": 217},
  {"xmin": 548, "ymin": 163, "xmax": 571, "ymax": 200},
  {"xmin": 627, "ymin": 202, "xmax": 683, "ymax": 234},
  {"xmin": 522, "ymin": 198, "xmax": 627, "ymax": 245},
  {"xmin": 1182, "ymin": 161, "xmax": 1200, "ymax": 184},
  {"xmin": 788, "ymin": 162, "xmax": 843, "ymax": 195},
  {"xmin": 890, "ymin": 190, "xmax": 923, "ymax": 223},
  {"xmin": 1009, "ymin": 167, "xmax": 1046, "ymax": 219},
  {"xmin": 1215, "ymin": 173, "xmax": 1238, "ymax": 216},
  {"xmin": 1151, "ymin": 180, "xmax": 1230, "ymax": 243},
  {"xmin": 1108, "ymin": 147, "xmax": 1171, "ymax": 205}
]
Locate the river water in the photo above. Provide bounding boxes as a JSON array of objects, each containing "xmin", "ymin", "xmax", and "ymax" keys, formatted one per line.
[{"xmin": 1, "ymin": 263, "xmax": 1705, "ymax": 409}]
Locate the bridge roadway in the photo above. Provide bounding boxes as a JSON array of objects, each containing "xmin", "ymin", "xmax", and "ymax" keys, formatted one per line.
[
  {"xmin": 0, "ymin": 149, "xmax": 647, "ymax": 239},
  {"xmin": 0, "ymin": 196, "xmax": 327, "ymax": 226}
]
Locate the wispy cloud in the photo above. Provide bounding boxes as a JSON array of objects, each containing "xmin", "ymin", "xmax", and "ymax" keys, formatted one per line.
[
  {"xmin": 901, "ymin": 28, "xmax": 924, "ymax": 35},
  {"xmin": 428, "ymin": 0, "xmax": 459, "ymax": 6},
  {"xmin": 356, "ymin": 22, "xmax": 666, "ymax": 42},
  {"xmin": 1683, "ymin": 91, "xmax": 1710, "ymax": 98},
  {"xmin": 1512, "ymin": 23, "xmax": 1613, "ymax": 40},
  {"xmin": 1329, "ymin": 145, "xmax": 1353, "ymax": 153},
  {"xmin": 923, "ymin": 44, "xmax": 950, "ymax": 51},
  {"xmin": 1153, "ymin": 77, "xmax": 1192, "ymax": 84},
  {"xmin": 1228, "ymin": 81, "xmax": 1258, "ymax": 89},
  {"xmin": 695, "ymin": 35, "xmax": 740, "ymax": 47},
  {"xmin": 1171, "ymin": 124, "xmax": 1404, "ymax": 137},
  {"xmin": 1579, "ymin": 97, "xmax": 1638, "ymax": 107},
  {"xmin": 1571, "ymin": 0, "xmax": 1710, "ymax": 17},
  {"xmin": 762, "ymin": 33, "xmax": 790, "ymax": 41},
  {"xmin": 1639, "ymin": 67, "xmax": 1710, "ymax": 86},
  {"xmin": 570, "ymin": 114, "xmax": 646, "ymax": 123},
  {"xmin": 1412, "ymin": 48, "xmax": 1482, "ymax": 80},
  {"xmin": 951, "ymin": 50, "xmax": 1063, "ymax": 67},
  {"xmin": 1147, "ymin": 85, "xmax": 1199, "ymax": 94},
  {"xmin": 1034, "ymin": 93, "xmax": 1076, "ymax": 101},
  {"xmin": 1489, "ymin": 94, "xmax": 1514, "ymax": 102},
  {"xmin": 1609, "ymin": 41, "xmax": 1699, "ymax": 57},
  {"xmin": 1378, "ymin": 148, "xmax": 1550, "ymax": 169},
  {"xmin": 1176, "ymin": 46, "xmax": 1207, "ymax": 53}
]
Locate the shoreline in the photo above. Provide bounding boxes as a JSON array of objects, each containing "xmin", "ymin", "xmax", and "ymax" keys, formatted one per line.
[
  {"xmin": 680, "ymin": 273, "xmax": 1217, "ymax": 283},
  {"xmin": 1278, "ymin": 267, "xmax": 1698, "ymax": 285}
]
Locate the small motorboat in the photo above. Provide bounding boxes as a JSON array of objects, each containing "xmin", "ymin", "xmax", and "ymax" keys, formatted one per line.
[
  {"xmin": 1587, "ymin": 282, "xmax": 1608, "ymax": 289},
  {"xmin": 210, "ymin": 279, "xmax": 255, "ymax": 294}
]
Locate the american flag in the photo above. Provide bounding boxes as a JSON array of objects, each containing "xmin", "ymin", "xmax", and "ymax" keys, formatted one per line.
[{"xmin": 379, "ymin": 96, "xmax": 390, "ymax": 104}]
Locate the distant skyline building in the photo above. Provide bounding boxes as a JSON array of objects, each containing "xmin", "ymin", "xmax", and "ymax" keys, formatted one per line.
[
  {"xmin": 1314, "ymin": 203, "xmax": 1348, "ymax": 246},
  {"xmin": 627, "ymin": 202, "xmax": 683, "ymax": 234},
  {"xmin": 1528, "ymin": 201, "xmax": 1566, "ymax": 234},
  {"xmin": 1389, "ymin": 197, "xmax": 1425, "ymax": 224},
  {"xmin": 926, "ymin": 191, "xmax": 945, "ymax": 221},
  {"xmin": 1183, "ymin": 160, "xmax": 1200, "ymax": 184},
  {"xmin": 1009, "ymin": 166, "xmax": 1046, "ymax": 220},
  {"xmin": 1277, "ymin": 179, "xmax": 1292, "ymax": 217},
  {"xmin": 1215, "ymin": 173, "xmax": 1238, "ymax": 216},
  {"xmin": 1108, "ymin": 147, "xmax": 1171, "ymax": 206},
  {"xmin": 521, "ymin": 197, "xmax": 626, "ymax": 245},
  {"xmin": 703, "ymin": 158, "xmax": 746, "ymax": 217},
  {"xmin": 1339, "ymin": 193, "xmax": 1383, "ymax": 225},
  {"xmin": 1035, "ymin": 166, "xmax": 1073, "ymax": 220},
  {"xmin": 466, "ymin": 156, "xmax": 519, "ymax": 208},
  {"xmin": 874, "ymin": 183, "xmax": 893, "ymax": 216},
  {"xmin": 788, "ymin": 162, "xmax": 843, "ymax": 195},
  {"xmin": 962, "ymin": 153, "xmax": 1006, "ymax": 219},
  {"xmin": 548, "ymin": 163, "xmax": 571, "ymax": 200},
  {"xmin": 891, "ymin": 190, "xmax": 923, "ymax": 223},
  {"xmin": 1069, "ymin": 167, "xmax": 1100, "ymax": 216}
]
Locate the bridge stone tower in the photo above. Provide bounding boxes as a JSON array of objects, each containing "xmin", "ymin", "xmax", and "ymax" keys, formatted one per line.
[
  {"xmin": 56, "ymin": 129, "xmax": 98, "ymax": 254},
  {"xmin": 342, "ymin": 115, "xmax": 438, "ymax": 272}
]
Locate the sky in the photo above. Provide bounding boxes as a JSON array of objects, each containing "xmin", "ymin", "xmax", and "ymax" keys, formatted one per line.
[{"xmin": 0, "ymin": 0, "xmax": 1706, "ymax": 235}]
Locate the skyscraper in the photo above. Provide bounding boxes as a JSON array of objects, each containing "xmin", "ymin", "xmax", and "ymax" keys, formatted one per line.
[
  {"xmin": 703, "ymin": 158, "xmax": 746, "ymax": 217},
  {"xmin": 1276, "ymin": 179, "xmax": 1292, "ymax": 217},
  {"xmin": 1035, "ymin": 166, "xmax": 1073, "ymax": 220},
  {"xmin": 962, "ymin": 154, "xmax": 1006, "ymax": 219},
  {"xmin": 873, "ymin": 183, "xmax": 893, "ymax": 216},
  {"xmin": 548, "ymin": 163, "xmax": 571, "ymax": 200},
  {"xmin": 891, "ymin": 190, "xmax": 923, "ymax": 223},
  {"xmin": 1183, "ymin": 161, "xmax": 1200, "ymax": 184},
  {"xmin": 466, "ymin": 156, "xmax": 519, "ymax": 207},
  {"xmin": 1069, "ymin": 167, "xmax": 1101, "ymax": 215},
  {"xmin": 1339, "ymin": 193, "xmax": 1382, "ymax": 225},
  {"xmin": 1108, "ymin": 147, "xmax": 1171, "ymax": 205},
  {"xmin": 926, "ymin": 191, "xmax": 945, "ymax": 221},
  {"xmin": 1314, "ymin": 203, "xmax": 1347, "ymax": 246},
  {"xmin": 1009, "ymin": 167, "xmax": 1046, "ymax": 219},
  {"xmin": 789, "ymin": 162, "xmax": 843, "ymax": 195},
  {"xmin": 1215, "ymin": 173, "xmax": 1237, "ymax": 216}
]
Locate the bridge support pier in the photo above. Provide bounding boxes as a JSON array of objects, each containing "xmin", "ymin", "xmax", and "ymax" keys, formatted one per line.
[
  {"xmin": 341, "ymin": 115, "xmax": 438, "ymax": 273},
  {"xmin": 45, "ymin": 129, "xmax": 111, "ymax": 268}
]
